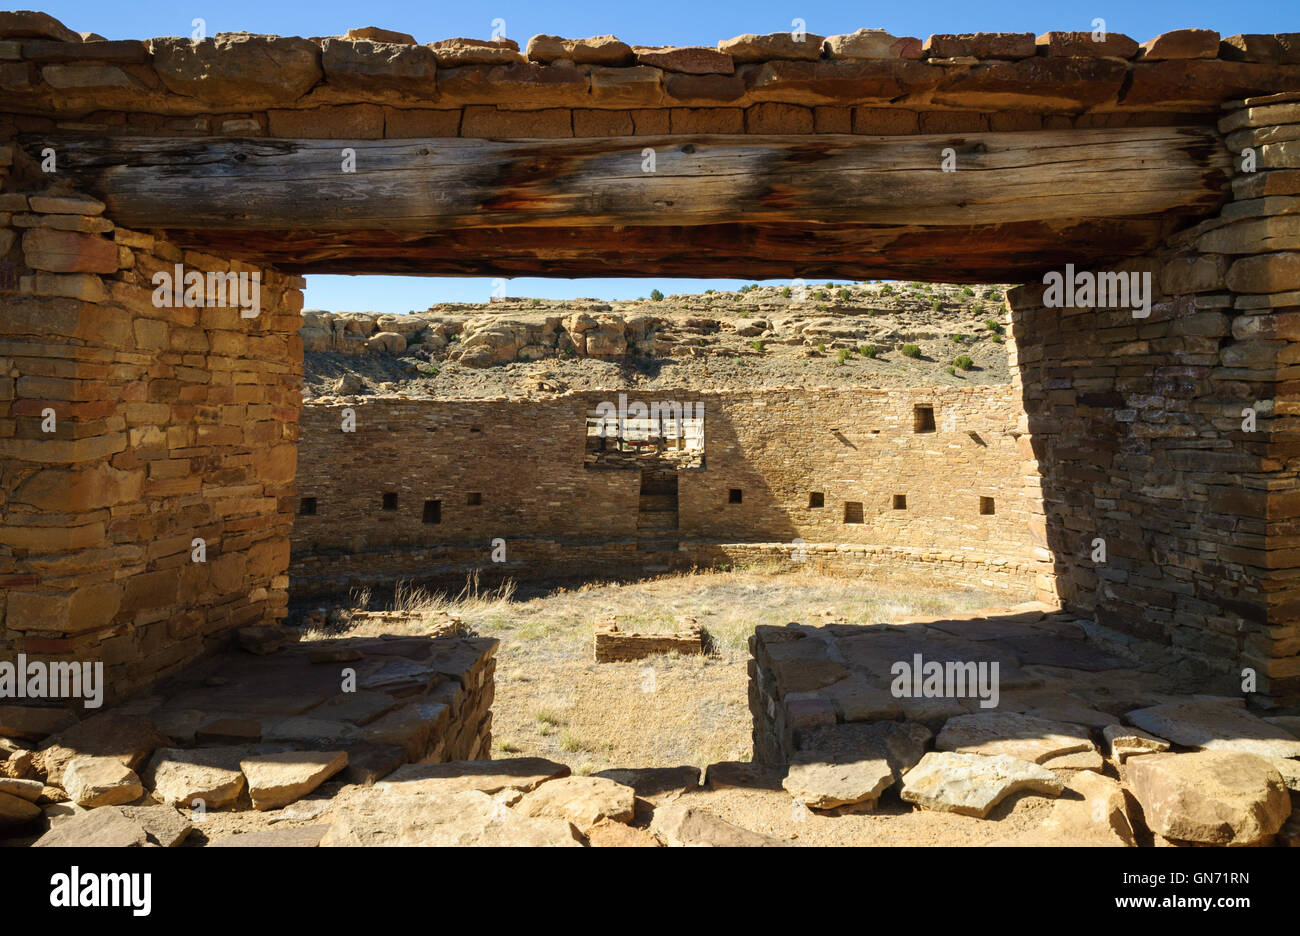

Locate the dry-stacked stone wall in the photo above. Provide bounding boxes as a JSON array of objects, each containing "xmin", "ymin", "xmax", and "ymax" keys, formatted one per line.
[
  {"xmin": 1007, "ymin": 91, "xmax": 1300, "ymax": 701},
  {"xmin": 3, "ymin": 19, "xmax": 1300, "ymax": 139},
  {"xmin": 289, "ymin": 386, "xmax": 1043, "ymax": 597},
  {"xmin": 0, "ymin": 177, "xmax": 304, "ymax": 704}
]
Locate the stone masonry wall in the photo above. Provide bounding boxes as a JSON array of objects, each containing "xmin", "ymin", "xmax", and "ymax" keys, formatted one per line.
[
  {"xmin": 1007, "ymin": 91, "xmax": 1300, "ymax": 703},
  {"xmin": 289, "ymin": 386, "xmax": 1043, "ymax": 596},
  {"xmin": 4, "ymin": 18, "xmax": 1300, "ymax": 140},
  {"xmin": 0, "ymin": 171, "xmax": 305, "ymax": 704}
]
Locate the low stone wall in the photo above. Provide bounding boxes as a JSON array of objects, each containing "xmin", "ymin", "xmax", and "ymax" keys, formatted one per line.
[
  {"xmin": 288, "ymin": 536, "xmax": 1041, "ymax": 604},
  {"xmin": 0, "ymin": 633, "xmax": 497, "ymax": 841},
  {"xmin": 593, "ymin": 621, "xmax": 704, "ymax": 662}
]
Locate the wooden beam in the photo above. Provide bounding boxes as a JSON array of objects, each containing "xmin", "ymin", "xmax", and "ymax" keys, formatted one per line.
[{"xmin": 32, "ymin": 128, "xmax": 1229, "ymax": 232}]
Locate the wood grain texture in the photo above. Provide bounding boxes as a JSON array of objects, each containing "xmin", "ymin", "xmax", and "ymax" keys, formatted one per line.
[{"xmin": 25, "ymin": 128, "xmax": 1230, "ymax": 279}]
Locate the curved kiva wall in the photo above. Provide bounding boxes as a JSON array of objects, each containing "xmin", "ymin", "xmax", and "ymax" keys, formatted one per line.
[{"xmin": 288, "ymin": 386, "xmax": 1047, "ymax": 598}]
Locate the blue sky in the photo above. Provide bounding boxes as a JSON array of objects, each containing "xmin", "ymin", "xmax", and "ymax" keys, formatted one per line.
[{"xmin": 41, "ymin": 0, "xmax": 1299, "ymax": 312}]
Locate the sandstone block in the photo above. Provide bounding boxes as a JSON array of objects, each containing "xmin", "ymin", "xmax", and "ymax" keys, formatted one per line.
[{"xmin": 1125, "ymin": 750, "xmax": 1290, "ymax": 845}]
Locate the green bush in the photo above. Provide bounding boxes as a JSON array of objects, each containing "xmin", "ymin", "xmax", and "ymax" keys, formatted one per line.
[
  {"xmin": 901, "ymin": 344, "xmax": 921, "ymax": 358},
  {"xmin": 880, "ymin": 284, "xmax": 893, "ymax": 295},
  {"xmin": 984, "ymin": 319, "xmax": 1004, "ymax": 334},
  {"xmin": 649, "ymin": 289, "xmax": 664, "ymax": 301},
  {"xmin": 837, "ymin": 348, "xmax": 851, "ymax": 363},
  {"xmin": 837, "ymin": 288, "xmax": 852, "ymax": 300},
  {"xmin": 954, "ymin": 355, "xmax": 974, "ymax": 370},
  {"xmin": 961, "ymin": 286, "xmax": 975, "ymax": 297},
  {"xmin": 817, "ymin": 342, "xmax": 826, "ymax": 353},
  {"xmin": 861, "ymin": 345, "xmax": 878, "ymax": 358},
  {"xmin": 750, "ymin": 340, "xmax": 765, "ymax": 352},
  {"xmin": 780, "ymin": 286, "xmax": 792, "ymax": 298},
  {"xmin": 946, "ymin": 366, "xmax": 957, "ymax": 376},
  {"xmin": 951, "ymin": 333, "xmax": 967, "ymax": 344},
  {"xmin": 931, "ymin": 299, "xmax": 942, "ymax": 311}
]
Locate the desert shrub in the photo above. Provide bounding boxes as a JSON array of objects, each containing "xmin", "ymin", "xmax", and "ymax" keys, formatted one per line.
[
  {"xmin": 650, "ymin": 289, "xmax": 664, "ymax": 301},
  {"xmin": 750, "ymin": 340, "xmax": 765, "ymax": 352},
  {"xmin": 861, "ymin": 344, "xmax": 877, "ymax": 358},
  {"xmin": 901, "ymin": 344, "xmax": 921, "ymax": 358},
  {"xmin": 837, "ymin": 348, "xmax": 851, "ymax": 363},
  {"xmin": 954, "ymin": 354, "xmax": 974, "ymax": 370}
]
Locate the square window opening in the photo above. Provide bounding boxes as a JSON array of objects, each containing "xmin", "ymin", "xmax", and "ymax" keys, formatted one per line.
[
  {"xmin": 893, "ymin": 494, "xmax": 907, "ymax": 510},
  {"xmin": 809, "ymin": 492, "xmax": 825, "ymax": 508},
  {"xmin": 382, "ymin": 492, "xmax": 398, "ymax": 511},
  {"xmin": 299, "ymin": 497, "xmax": 317, "ymax": 516},
  {"xmin": 844, "ymin": 501, "xmax": 864, "ymax": 523},
  {"xmin": 913, "ymin": 405, "xmax": 936, "ymax": 433},
  {"xmin": 423, "ymin": 500, "xmax": 442, "ymax": 524},
  {"xmin": 467, "ymin": 492, "xmax": 483, "ymax": 506},
  {"xmin": 979, "ymin": 496, "xmax": 995, "ymax": 515},
  {"xmin": 728, "ymin": 489, "xmax": 743, "ymax": 504}
]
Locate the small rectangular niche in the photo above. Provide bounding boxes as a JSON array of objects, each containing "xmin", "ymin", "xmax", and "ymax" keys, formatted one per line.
[
  {"xmin": 892, "ymin": 494, "xmax": 907, "ymax": 510},
  {"xmin": 979, "ymin": 496, "xmax": 995, "ymax": 515},
  {"xmin": 844, "ymin": 501, "xmax": 864, "ymax": 523},
  {"xmin": 298, "ymin": 497, "xmax": 317, "ymax": 516},
  {"xmin": 808, "ymin": 492, "xmax": 825, "ymax": 508},
  {"xmin": 423, "ymin": 500, "xmax": 442, "ymax": 524},
  {"xmin": 467, "ymin": 492, "xmax": 483, "ymax": 506},
  {"xmin": 913, "ymin": 405, "xmax": 936, "ymax": 433},
  {"xmin": 382, "ymin": 492, "xmax": 398, "ymax": 511},
  {"xmin": 728, "ymin": 489, "xmax": 743, "ymax": 504}
]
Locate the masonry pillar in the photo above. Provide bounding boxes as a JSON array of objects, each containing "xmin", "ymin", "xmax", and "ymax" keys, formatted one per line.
[
  {"xmin": 1008, "ymin": 90, "xmax": 1300, "ymax": 704},
  {"xmin": 0, "ymin": 175, "xmax": 304, "ymax": 706}
]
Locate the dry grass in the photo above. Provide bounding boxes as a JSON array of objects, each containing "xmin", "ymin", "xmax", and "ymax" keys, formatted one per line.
[{"xmin": 307, "ymin": 565, "xmax": 1027, "ymax": 773}]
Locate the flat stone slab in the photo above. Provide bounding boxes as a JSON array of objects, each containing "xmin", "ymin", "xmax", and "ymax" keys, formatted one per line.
[
  {"xmin": 514, "ymin": 776, "xmax": 636, "ymax": 831},
  {"xmin": 704, "ymin": 761, "xmax": 787, "ymax": 791},
  {"xmin": 33, "ymin": 805, "xmax": 148, "ymax": 847},
  {"xmin": 0, "ymin": 777, "xmax": 44, "ymax": 802},
  {"xmin": 592, "ymin": 765, "xmax": 700, "ymax": 798},
  {"xmin": 36, "ymin": 712, "xmax": 164, "ymax": 785},
  {"xmin": 651, "ymin": 801, "xmax": 786, "ymax": 846},
  {"xmin": 995, "ymin": 635, "xmax": 1132, "ymax": 671},
  {"xmin": 240, "ymin": 750, "xmax": 348, "ymax": 810},
  {"xmin": 936, "ymin": 712, "xmax": 1094, "ymax": 764},
  {"xmin": 145, "ymin": 746, "xmax": 246, "ymax": 808},
  {"xmin": 323, "ymin": 790, "xmax": 582, "ymax": 846},
  {"xmin": 119, "ymin": 804, "xmax": 193, "ymax": 847},
  {"xmin": 783, "ymin": 754, "xmax": 895, "ymax": 810},
  {"xmin": 1126, "ymin": 701, "xmax": 1300, "ymax": 759},
  {"xmin": 63, "ymin": 755, "xmax": 143, "ymax": 807},
  {"xmin": 1026, "ymin": 705, "xmax": 1120, "ymax": 729},
  {"xmin": 0, "ymin": 705, "xmax": 77, "ymax": 740},
  {"xmin": 797, "ymin": 720, "xmax": 932, "ymax": 777},
  {"xmin": 900, "ymin": 751, "xmax": 1064, "ymax": 818},
  {"xmin": 378, "ymin": 757, "xmax": 569, "ymax": 795},
  {"xmin": 1103, "ymin": 723, "xmax": 1170, "ymax": 761},
  {"xmin": 1125, "ymin": 750, "xmax": 1291, "ymax": 846},
  {"xmin": 208, "ymin": 825, "xmax": 331, "ymax": 847},
  {"xmin": 0, "ymin": 789, "xmax": 43, "ymax": 832}
]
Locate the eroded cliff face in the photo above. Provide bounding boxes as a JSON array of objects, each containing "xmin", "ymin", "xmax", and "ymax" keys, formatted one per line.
[{"xmin": 298, "ymin": 283, "xmax": 1015, "ymax": 399}]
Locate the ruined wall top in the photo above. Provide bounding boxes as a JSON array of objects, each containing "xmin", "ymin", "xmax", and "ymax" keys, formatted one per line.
[{"xmin": 2, "ymin": 11, "xmax": 1300, "ymax": 124}]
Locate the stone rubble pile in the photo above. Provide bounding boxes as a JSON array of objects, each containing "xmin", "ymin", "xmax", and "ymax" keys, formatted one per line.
[
  {"xmin": 0, "ymin": 633, "xmax": 497, "ymax": 845},
  {"xmin": 750, "ymin": 606, "xmax": 1300, "ymax": 845}
]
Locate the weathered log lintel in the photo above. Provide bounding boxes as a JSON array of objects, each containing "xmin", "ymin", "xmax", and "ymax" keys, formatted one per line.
[{"xmin": 26, "ymin": 128, "xmax": 1230, "ymax": 279}]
